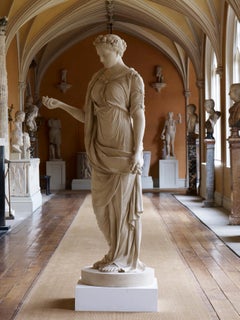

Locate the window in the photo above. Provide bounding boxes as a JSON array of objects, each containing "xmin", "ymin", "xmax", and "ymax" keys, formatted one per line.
[{"xmin": 205, "ymin": 38, "xmax": 221, "ymax": 163}]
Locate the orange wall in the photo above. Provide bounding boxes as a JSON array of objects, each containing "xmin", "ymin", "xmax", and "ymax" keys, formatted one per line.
[
  {"xmin": 6, "ymin": 36, "xmax": 19, "ymax": 121},
  {"xmin": 39, "ymin": 32, "xmax": 198, "ymax": 188}
]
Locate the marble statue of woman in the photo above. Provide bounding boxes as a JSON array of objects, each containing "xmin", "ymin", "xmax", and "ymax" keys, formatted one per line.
[
  {"xmin": 161, "ymin": 112, "xmax": 181, "ymax": 158},
  {"xmin": 11, "ymin": 111, "xmax": 25, "ymax": 153},
  {"xmin": 42, "ymin": 34, "xmax": 145, "ymax": 273}
]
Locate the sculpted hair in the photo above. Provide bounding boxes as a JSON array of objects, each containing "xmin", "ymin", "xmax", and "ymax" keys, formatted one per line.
[{"xmin": 93, "ymin": 34, "xmax": 127, "ymax": 57}]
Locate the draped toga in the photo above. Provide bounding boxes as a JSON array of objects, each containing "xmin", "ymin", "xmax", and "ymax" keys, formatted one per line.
[{"xmin": 83, "ymin": 65, "xmax": 145, "ymax": 272}]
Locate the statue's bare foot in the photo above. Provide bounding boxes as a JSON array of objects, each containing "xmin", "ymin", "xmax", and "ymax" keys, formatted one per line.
[{"xmin": 99, "ymin": 263, "xmax": 125, "ymax": 273}]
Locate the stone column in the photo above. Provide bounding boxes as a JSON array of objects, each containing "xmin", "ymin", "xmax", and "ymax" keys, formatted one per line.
[
  {"xmin": 0, "ymin": 17, "xmax": 9, "ymax": 156},
  {"xmin": 187, "ymin": 133, "xmax": 198, "ymax": 194},
  {"xmin": 0, "ymin": 17, "xmax": 12, "ymax": 223},
  {"xmin": 203, "ymin": 139, "xmax": 215, "ymax": 207},
  {"xmin": 228, "ymin": 134, "xmax": 240, "ymax": 225}
]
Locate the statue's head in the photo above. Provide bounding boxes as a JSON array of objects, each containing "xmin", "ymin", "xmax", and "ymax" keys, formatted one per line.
[
  {"xmin": 229, "ymin": 83, "xmax": 240, "ymax": 103},
  {"xmin": 93, "ymin": 34, "xmax": 127, "ymax": 58}
]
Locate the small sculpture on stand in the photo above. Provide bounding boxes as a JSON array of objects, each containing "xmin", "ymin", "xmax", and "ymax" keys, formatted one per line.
[
  {"xmin": 24, "ymin": 96, "xmax": 39, "ymax": 157},
  {"xmin": 187, "ymin": 104, "xmax": 199, "ymax": 136},
  {"xmin": 151, "ymin": 65, "xmax": 166, "ymax": 92},
  {"xmin": 228, "ymin": 83, "xmax": 240, "ymax": 138},
  {"xmin": 48, "ymin": 118, "xmax": 62, "ymax": 160},
  {"xmin": 57, "ymin": 69, "xmax": 72, "ymax": 93},
  {"xmin": 204, "ymin": 99, "xmax": 221, "ymax": 139},
  {"xmin": 161, "ymin": 112, "xmax": 181, "ymax": 158},
  {"xmin": 228, "ymin": 83, "xmax": 240, "ymax": 224},
  {"xmin": 11, "ymin": 111, "xmax": 25, "ymax": 156}
]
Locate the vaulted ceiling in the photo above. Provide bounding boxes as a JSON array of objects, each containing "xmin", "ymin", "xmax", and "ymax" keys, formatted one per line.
[{"xmin": 1, "ymin": 0, "xmax": 239, "ymax": 89}]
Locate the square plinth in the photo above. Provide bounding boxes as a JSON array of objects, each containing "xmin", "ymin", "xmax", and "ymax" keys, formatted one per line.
[{"xmin": 75, "ymin": 278, "xmax": 158, "ymax": 312}]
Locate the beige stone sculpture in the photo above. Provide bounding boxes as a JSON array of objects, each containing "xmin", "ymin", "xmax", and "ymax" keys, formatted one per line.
[
  {"xmin": 25, "ymin": 96, "xmax": 39, "ymax": 132},
  {"xmin": 11, "ymin": 111, "xmax": 25, "ymax": 153},
  {"xmin": 48, "ymin": 118, "xmax": 62, "ymax": 160},
  {"xmin": 161, "ymin": 112, "xmax": 181, "ymax": 158},
  {"xmin": 204, "ymin": 99, "xmax": 221, "ymax": 139},
  {"xmin": 42, "ymin": 34, "xmax": 145, "ymax": 273},
  {"xmin": 187, "ymin": 104, "xmax": 199, "ymax": 135},
  {"xmin": 228, "ymin": 83, "xmax": 240, "ymax": 137}
]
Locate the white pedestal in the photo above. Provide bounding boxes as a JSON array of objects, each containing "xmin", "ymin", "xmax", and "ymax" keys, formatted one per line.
[
  {"xmin": 71, "ymin": 179, "xmax": 91, "ymax": 190},
  {"xmin": 9, "ymin": 158, "xmax": 42, "ymax": 213},
  {"xmin": 46, "ymin": 161, "xmax": 66, "ymax": 190},
  {"xmin": 159, "ymin": 159, "xmax": 179, "ymax": 188},
  {"xmin": 75, "ymin": 278, "xmax": 158, "ymax": 312},
  {"xmin": 71, "ymin": 177, "xmax": 153, "ymax": 190},
  {"xmin": 142, "ymin": 176, "xmax": 154, "ymax": 189}
]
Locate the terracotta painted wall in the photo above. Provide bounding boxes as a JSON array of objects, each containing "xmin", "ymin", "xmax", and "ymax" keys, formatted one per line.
[
  {"xmin": 6, "ymin": 36, "xmax": 19, "ymax": 125},
  {"xmin": 39, "ymin": 32, "xmax": 197, "ymax": 188}
]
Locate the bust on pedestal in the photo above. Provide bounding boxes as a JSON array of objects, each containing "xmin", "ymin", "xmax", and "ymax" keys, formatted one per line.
[
  {"xmin": 228, "ymin": 83, "xmax": 240, "ymax": 225},
  {"xmin": 203, "ymin": 99, "xmax": 221, "ymax": 207}
]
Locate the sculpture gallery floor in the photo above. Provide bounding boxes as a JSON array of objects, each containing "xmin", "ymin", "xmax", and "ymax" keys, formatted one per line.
[{"xmin": 1, "ymin": 191, "xmax": 240, "ymax": 320}]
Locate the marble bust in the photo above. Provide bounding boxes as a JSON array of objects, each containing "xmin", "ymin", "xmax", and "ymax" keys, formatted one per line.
[
  {"xmin": 42, "ymin": 34, "xmax": 146, "ymax": 274},
  {"xmin": 204, "ymin": 99, "xmax": 221, "ymax": 139},
  {"xmin": 228, "ymin": 83, "xmax": 240, "ymax": 137}
]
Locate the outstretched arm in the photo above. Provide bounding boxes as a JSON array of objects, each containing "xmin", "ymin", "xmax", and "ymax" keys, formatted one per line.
[{"xmin": 42, "ymin": 96, "xmax": 85, "ymax": 123}]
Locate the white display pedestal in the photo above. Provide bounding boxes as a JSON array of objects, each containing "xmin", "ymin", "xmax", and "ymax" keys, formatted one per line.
[
  {"xmin": 71, "ymin": 177, "xmax": 153, "ymax": 190},
  {"xmin": 71, "ymin": 179, "xmax": 91, "ymax": 190},
  {"xmin": 159, "ymin": 159, "xmax": 179, "ymax": 188},
  {"xmin": 142, "ymin": 176, "xmax": 154, "ymax": 189},
  {"xmin": 46, "ymin": 161, "xmax": 66, "ymax": 190},
  {"xmin": 75, "ymin": 267, "xmax": 158, "ymax": 312},
  {"xmin": 9, "ymin": 158, "xmax": 42, "ymax": 213},
  {"xmin": 75, "ymin": 279, "xmax": 158, "ymax": 312}
]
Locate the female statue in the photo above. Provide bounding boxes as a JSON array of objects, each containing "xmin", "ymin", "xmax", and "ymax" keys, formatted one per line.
[{"xmin": 42, "ymin": 34, "xmax": 145, "ymax": 273}]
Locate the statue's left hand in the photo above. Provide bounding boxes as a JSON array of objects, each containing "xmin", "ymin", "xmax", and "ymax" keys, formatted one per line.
[{"xmin": 130, "ymin": 151, "xmax": 144, "ymax": 174}]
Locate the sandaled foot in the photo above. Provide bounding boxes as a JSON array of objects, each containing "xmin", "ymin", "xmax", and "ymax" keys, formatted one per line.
[{"xmin": 99, "ymin": 263, "xmax": 125, "ymax": 273}]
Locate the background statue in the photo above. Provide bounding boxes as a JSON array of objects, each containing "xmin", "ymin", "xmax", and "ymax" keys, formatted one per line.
[
  {"xmin": 187, "ymin": 104, "xmax": 199, "ymax": 135},
  {"xmin": 48, "ymin": 118, "xmax": 62, "ymax": 160},
  {"xmin": 204, "ymin": 99, "xmax": 221, "ymax": 139},
  {"xmin": 25, "ymin": 97, "xmax": 39, "ymax": 132},
  {"xmin": 155, "ymin": 65, "xmax": 164, "ymax": 83},
  {"xmin": 11, "ymin": 111, "xmax": 25, "ymax": 153},
  {"xmin": 228, "ymin": 83, "xmax": 240, "ymax": 137},
  {"xmin": 22, "ymin": 132, "xmax": 31, "ymax": 159},
  {"xmin": 42, "ymin": 34, "xmax": 145, "ymax": 273},
  {"xmin": 161, "ymin": 112, "xmax": 181, "ymax": 158}
]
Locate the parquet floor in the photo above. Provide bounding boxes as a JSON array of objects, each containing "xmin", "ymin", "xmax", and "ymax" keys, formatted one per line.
[{"xmin": 0, "ymin": 191, "xmax": 240, "ymax": 320}]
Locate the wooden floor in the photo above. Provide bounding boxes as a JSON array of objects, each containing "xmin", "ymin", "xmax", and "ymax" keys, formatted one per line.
[{"xmin": 0, "ymin": 191, "xmax": 240, "ymax": 320}]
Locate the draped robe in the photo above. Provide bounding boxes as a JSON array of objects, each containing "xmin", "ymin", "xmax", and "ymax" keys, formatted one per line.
[{"xmin": 83, "ymin": 66, "xmax": 145, "ymax": 272}]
